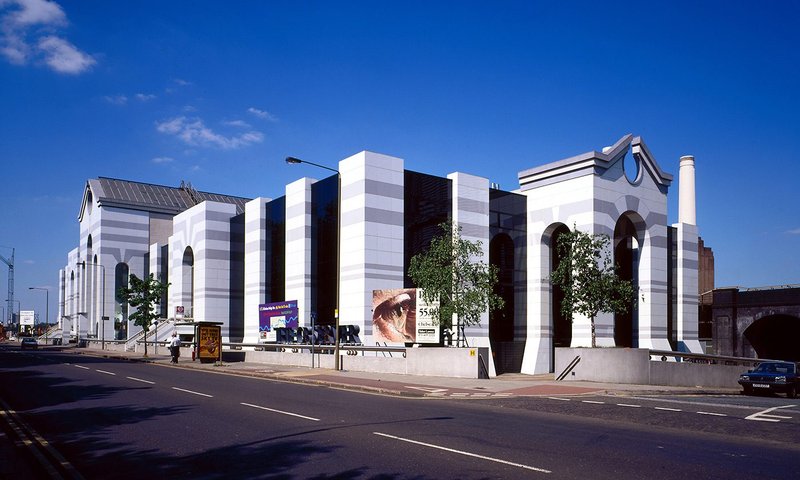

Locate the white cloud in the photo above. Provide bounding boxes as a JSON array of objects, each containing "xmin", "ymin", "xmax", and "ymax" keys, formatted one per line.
[
  {"xmin": 5, "ymin": 0, "xmax": 65, "ymax": 26},
  {"xmin": 222, "ymin": 119, "xmax": 251, "ymax": 128},
  {"xmin": 37, "ymin": 35, "xmax": 94, "ymax": 73},
  {"xmin": 104, "ymin": 94, "xmax": 127, "ymax": 105},
  {"xmin": 0, "ymin": 0, "xmax": 94, "ymax": 74},
  {"xmin": 173, "ymin": 78, "xmax": 191, "ymax": 86},
  {"xmin": 135, "ymin": 93, "xmax": 156, "ymax": 101},
  {"xmin": 787, "ymin": 228, "xmax": 800, "ymax": 235},
  {"xmin": 247, "ymin": 107, "xmax": 277, "ymax": 121},
  {"xmin": 151, "ymin": 156, "xmax": 174, "ymax": 164},
  {"xmin": 156, "ymin": 116, "xmax": 264, "ymax": 150},
  {"xmin": 23, "ymin": 259, "xmax": 35, "ymax": 265}
]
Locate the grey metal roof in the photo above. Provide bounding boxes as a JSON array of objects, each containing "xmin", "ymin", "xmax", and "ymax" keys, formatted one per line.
[{"xmin": 86, "ymin": 177, "xmax": 250, "ymax": 216}]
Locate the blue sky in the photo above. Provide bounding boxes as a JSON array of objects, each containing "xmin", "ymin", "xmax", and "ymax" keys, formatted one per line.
[{"xmin": 1, "ymin": 0, "xmax": 799, "ymax": 322}]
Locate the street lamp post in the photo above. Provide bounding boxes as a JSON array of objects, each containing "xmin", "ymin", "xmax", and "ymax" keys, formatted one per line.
[
  {"xmin": 28, "ymin": 287, "xmax": 48, "ymax": 343},
  {"xmin": 285, "ymin": 156, "xmax": 342, "ymax": 370},
  {"xmin": 78, "ymin": 261, "xmax": 107, "ymax": 350}
]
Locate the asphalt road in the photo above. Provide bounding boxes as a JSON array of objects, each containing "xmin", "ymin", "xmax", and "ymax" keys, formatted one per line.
[{"xmin": 1, "ymin": 346, "xmax": 799, "ymax": 479}]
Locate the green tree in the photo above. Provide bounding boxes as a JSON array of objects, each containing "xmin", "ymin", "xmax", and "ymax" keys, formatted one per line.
[
  {"xmin": 549, "ymin": 227, "xmax": 637, "ymax": 348},
  {"xmin": 408, "ymin": 221, "xmax": 504, "ymax": 346},
  {"xmin": 118, "ymin": 273, "xmax": 169, "ymax": 357}
]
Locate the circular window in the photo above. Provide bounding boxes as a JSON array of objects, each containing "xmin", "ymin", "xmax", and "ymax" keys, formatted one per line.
[{"xmin": 623, "ymin": 153, "xmax": 641, "ymax": 184}]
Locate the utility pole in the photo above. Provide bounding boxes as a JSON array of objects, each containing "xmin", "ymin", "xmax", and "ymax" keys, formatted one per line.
[{"xmin": 0, "ymin": 247, "xmax": 14, "ymax": 326}]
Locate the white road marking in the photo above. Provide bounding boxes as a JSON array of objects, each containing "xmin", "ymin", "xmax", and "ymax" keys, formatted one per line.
[
  {"xmin": 697, "ymin": 411, "xmax": 727, "ymax": 417},
  {"xmin": 127, "ymin": 376, "xmax": 155, "ymax": 385},
  {"xmin": 405, "ymin": 387, "xmax": 449, "ymax": 394},
  {"xmin": 171, "ymin": 387, "xmax": 213, "ymax": 398},
  {"xmin": 240, "ymin": 402, "xmax": 320, "ymax": 421},
  {"xmin": 654, "ymin": 407, "xmax": 682, "ymax": 412},
  {"xmin": 746, "ymin": 405, "xmax": 796, "ymax": 423},
  {"xmin": 373, "ymin": 432, "xmax": 551, "ymax": 474},
  {"xmin": 548, "ymin": 397, "xmax": 570, "ymax": 401},
  {"xmin": 582, "ymin": 400, "xmax": 605, "ymax": 405},
  {"xmin": 617, "ymin": 404, "xmax": 641, "ymax": 408},
  {"xmin": 96, "ymin": 369, "xmax": 115, "ymax": 376},
  {"xmin": 73, "ymin": 365, "xmax": 90, "ymax": 370}
]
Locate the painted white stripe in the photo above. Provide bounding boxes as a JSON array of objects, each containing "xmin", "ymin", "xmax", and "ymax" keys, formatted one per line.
[
  {"xmin": 617, "ymin": 404, "xmax": 641, "ymax": 408},
  {"xmin": 74, "ymin": 365, "xmax": 90, "ymax": 370},
  {"xmin": 373, "ymin": 432, "xmax": 551, "ymax": 474},
  {"xmin": 582, "ymin": 400, "xmax": 605, "ymax": 405},
  {"xmin": 697, "ymin": 411, "xmax": 727, "ymax": 417},
  {"xmin": 127, "ymin": 376, "xmax": 155, "ymax": 385},
  {"xmin": 240, "ymin": 402, "xmax": 320, "ymax": 421},
  {"xmin": 96, "ymin": 369, "xmax": 116, "ymax": 376},
  {"xmin": 548, "ymin": 397, "xmax": 570, "ymax": 401},
  {"xmin": 172, "ymin": 387, "xmax": 213, "ymax": 398},
  {"xmin": 654, "ymin": 407, "xmax": 682, "ymax": 412},
  {"xmin": 746, "ymin": 405, "xmax": 796, "ymax": 422}
]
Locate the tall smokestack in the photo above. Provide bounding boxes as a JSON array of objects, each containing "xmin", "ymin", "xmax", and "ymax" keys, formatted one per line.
[{"xmin": 678, "ymin": 155, "xmax": 696, "ymax": 225}]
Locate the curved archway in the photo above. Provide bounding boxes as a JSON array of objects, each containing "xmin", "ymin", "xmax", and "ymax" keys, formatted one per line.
[
  {"xmin": 541, "ymin": 223, "xmax": 572, "ymax": 371},
  {"xmin": 182, "ymin": 247, "xmax": 195, "ymax": 318},
  {"xmin": 744, "ymin": 315, "xmax": 800, "ymax": 361},
  {"xmin": 114, "ymin": 263, "xmax": 129, "ymax": 339},
  {"xmin": 614, "ymin": 213, "xmax": 643, "ymax": 347},
  {"xmin": 490, "ymin": 233, "xmax": 515, "ymax": 374}
]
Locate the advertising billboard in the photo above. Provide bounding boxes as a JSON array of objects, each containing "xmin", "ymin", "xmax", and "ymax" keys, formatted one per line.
[
  {"xmin": 20, "ymin": 310, "xmax": 35, "ymax": 326},
  {"xmin": 258, "ymin": 301, "xmax": 299, "ymax": 342},
  {"xmin": 197, "ymin": 324, "xmax": 222, "ymax": 362},
  {"xmin": 372, "ymin": 288, "xmax": 439, "ymax": 345}
]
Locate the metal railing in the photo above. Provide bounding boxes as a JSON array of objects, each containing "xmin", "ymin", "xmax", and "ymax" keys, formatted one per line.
[
  {"xmin": 649, "ymin": 350, "xmax": 785, "ymax": 367},
  {"xmin": 132, "ymin": 340, "xmax": 407, "ymax": 357}
]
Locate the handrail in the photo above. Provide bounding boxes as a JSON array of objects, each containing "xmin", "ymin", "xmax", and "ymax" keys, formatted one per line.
[
  {"xmin": 556, "ymin": 355, "xmax": 581, "ymax": 381},
  {"xmin": 478, "ymin": 353, "xmax": 489, "ymax": 379},
  {"xmin": 133, "ymin": 340, "xmax": 407, "ymax": 356},
  {"xmin": 648, "ymin": 350, "xmax": 786, "ymax": 366}
]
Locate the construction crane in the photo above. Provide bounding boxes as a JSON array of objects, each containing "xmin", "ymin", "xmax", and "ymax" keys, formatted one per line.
[{"xmin": 0, "ymin": 247, "xmax": 13, "ymax": 325}]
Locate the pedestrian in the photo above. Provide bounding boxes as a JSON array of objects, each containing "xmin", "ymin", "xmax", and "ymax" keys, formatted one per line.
[{"xmin": 169, "ymin": 332, "xmax": 181, "ymax": 363}]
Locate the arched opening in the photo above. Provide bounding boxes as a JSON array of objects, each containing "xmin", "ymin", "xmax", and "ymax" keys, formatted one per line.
[
  {"xmin": 550, "ymin": 223, "xmax": 571, "ymax": 369},
  {"xmin": 744, "ymin": 315, "xmax": 800, "ymax": 361},
  {"xmin": 490, "ymin": 233, "xmax": 515, "ymax": 374},
  {"xmin": 614, "ymin": 215, "xmax": 641, "ymax": 347},
  {"xmin": 114, "ymin": 263, "xmax": 129, "ymax": 340},
  {"xmin": 182, "ymin": 247, "xmax": 195, "ymax": 318}
]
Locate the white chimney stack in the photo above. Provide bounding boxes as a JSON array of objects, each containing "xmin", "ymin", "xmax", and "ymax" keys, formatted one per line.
[{"xmin": 678, "ymin": 155, "xmax": 696, "ymax": 225}]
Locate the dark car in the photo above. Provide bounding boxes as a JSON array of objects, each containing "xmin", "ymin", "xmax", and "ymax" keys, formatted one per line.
[
  {"xmin": 20, "ymin": 337, "xmax": 38, "ymax": 350},
  {"xmin": 739, "ymin": 361, "xmax": 799, "ymax": 398}
]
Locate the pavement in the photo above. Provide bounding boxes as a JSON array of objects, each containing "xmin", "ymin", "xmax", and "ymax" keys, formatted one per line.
[{"xmin": 68, "ymin": 345, "xmax": 741, "ymax": 399}]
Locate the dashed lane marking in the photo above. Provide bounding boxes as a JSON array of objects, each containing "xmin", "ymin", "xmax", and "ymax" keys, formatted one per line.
[
  {"xmin": 96, "ymin": 369, "xmax": 115, "ymax": 376},
  {"xmin": 373, "ymin": 432, "xmax": 551, "ymax": 474},
  {"xmin": 582, "ymin": 400, "xmax": 605, "ymax": 404},
  {"xmin": 171, "ymin": 387, "xmax": 213, "ymax": 398},
  {"xmin": 127, "ymin": 376, "xmax": 155, "ymax": 385},
  {"xmin": 74, "ymin": 364, "xmax": 90, "ymax": 370},
  {"xmin": 654, "ymin": 407, "xmax": 682, "ymax": 412},
  {"xmin": 697, "ymin": 411, "xmax": 727, "ymax": 417},
  {"xmin": 241, "ymin": 402, "xmax": 320, "ymax": 421},
  {"xmin": 548, "ymin": 397, "xmax": 570, "ymax": 401},
  {"xmin": 617, "ymin": 404, "xmax": 641, "ymax": 408}
]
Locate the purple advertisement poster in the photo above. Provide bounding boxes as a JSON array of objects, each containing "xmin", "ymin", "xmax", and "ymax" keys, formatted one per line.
[{"xmin": 258, "ymin": 301, "xmax": 299, "ymax": 341}]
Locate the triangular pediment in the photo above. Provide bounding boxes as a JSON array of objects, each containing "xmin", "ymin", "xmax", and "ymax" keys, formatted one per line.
[{"xmin": 518, "ymin": 134, "xmax": 673, "ymax": 191}]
